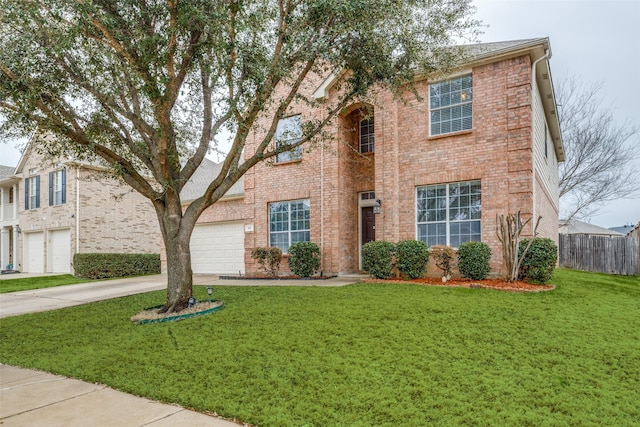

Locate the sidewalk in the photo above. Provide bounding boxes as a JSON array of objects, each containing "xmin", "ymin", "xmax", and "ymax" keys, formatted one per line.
[
  {"xmin": 0, "ymin": 273, "xmax": 363, "ymax": 426},
  {"xmin": 0, "ymin": 365, "xmax": 240, "ymax": 426}
]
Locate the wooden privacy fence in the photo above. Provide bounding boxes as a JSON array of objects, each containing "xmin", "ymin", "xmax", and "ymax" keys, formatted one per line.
[{"xmin": 559, "ymin": 234, "xmax": 639, "ymax": 276}]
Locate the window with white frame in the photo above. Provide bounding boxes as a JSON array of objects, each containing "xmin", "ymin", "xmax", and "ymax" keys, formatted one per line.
[
  {"xmin": 269, "ymin": 199, "xmax": 310, "ymax": 252},
  {"xmin": 359, "ymin": 116, "xmax": 374, "ymax": 153},
  {"xmin": 416, "ymin": 180, "xmax": 481, "ymax": 247},
  {"xmin": 275, "ymin": 115, "xmax": 302, "ymax": 163},
  {"xmin": 429, "ymin": 75, "xmax": 472, "ymax": 136},
  {"xmin": 50, "ymin": 169, "xmax": 66, "ymax": 206},
  {"xmin": 25, "ymin": 174, "xmax": 40, "ymax": 210}
]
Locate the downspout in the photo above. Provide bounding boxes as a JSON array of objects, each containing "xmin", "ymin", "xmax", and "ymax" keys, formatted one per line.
[
  {"xmin": 75, "ymin": 167, "xmax": 80, "ymax": 257},
  {"xmin": 320, "ymin": 138, "xmax": 325, "ymax": 274},
  {"xmin": 530, "ymin": 48, "xmax": 550, "ymax": 228}
]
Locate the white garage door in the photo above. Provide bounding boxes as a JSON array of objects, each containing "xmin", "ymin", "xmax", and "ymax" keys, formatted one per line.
[
  {"xmin": 190, "ymin": 222, "xmax": 245, "ymax": 274},
  {"xmin": 24, "ymin": 232, "xmax": 44, "ymax": 273},
  {"xmin": 48, "ymin": 229, "xmax": 71, "ymax": 273}
]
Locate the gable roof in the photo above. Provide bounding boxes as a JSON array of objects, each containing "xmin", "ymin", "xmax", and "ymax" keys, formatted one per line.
[
  {"xmin": 180, "ymin": 158, "xmax": 244, "ymax": 202},
  {"xmin": 608, "ymin": 224, "xmax": 639, "ymax": 236},
  {"xmin": 559, "ymin": 219, "xmax": 624, "ymax": 236}
]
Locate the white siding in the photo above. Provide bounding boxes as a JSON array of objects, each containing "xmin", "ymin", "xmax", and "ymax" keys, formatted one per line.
[{"xmin": 532, "ymin": 81, "xmax": 560, "ymax": 209}]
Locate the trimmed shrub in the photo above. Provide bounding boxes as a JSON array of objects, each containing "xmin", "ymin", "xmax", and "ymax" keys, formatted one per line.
[
  {"xmin": 457, "ymin": 241, "xmax": 492, "ymax": 280},
  {"xmin": 287, "ymin": 242, "xmax": 321, "ymax": 277},
  {"xmin": 396, "ymin": 240, "xmax": 430, "ymax": 279},
  {"xmin": 518, "ymin": 238, "xmax": 558, "ymax": 284},
  {"xmin": 430, "ymin": 245, "xmax": 455, "ymax": 279},
  {"xmin": 73, "ymin": 253, "xmax": 160, "ymax": 279},
  {"xmin": 362, "ymin": 241, "xmax": 395, "ymax": 279},
  {"xmin": 251, "ymin": 246, "xmax": 282, "ymax": 276}
]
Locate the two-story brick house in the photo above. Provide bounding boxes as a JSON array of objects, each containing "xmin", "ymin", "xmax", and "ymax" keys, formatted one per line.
[
  {"xmin": 199, "ymin": 37, "xmax": 561, "ymax": 276},
  {"xmin": 11, "ymin": 139, "xmax": 161, "ymax": 273}
]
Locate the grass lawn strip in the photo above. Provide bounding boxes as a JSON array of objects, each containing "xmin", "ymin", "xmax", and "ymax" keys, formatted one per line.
[
  {"xmin": 0, "ymin": 269, "xmax": 638, "ymax": 426},
  {"xmin": 0, "ymin": 274, "xmax": 94, "ymax": 293}
]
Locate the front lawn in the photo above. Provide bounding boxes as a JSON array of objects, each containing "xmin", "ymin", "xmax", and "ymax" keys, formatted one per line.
[
  {"xmin": 0, "ymin": 274, "xmax": 93, "ymax": 293},
  {"xmin": 1, "ymin": 269, "xmax": 638, "ymax": 426}
]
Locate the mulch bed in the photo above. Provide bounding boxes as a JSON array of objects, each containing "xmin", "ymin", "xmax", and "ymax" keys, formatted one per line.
[{"xmin": 361, "ymin": 277, "xmax": 554, "ymax": 292}]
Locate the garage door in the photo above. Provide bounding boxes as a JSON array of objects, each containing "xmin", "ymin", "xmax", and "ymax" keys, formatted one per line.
[
  {"xmin": 190, "ymin": 222, "xmax": 245, "ymax": 274},
  {"xmin": 24, "ymin": 232, "xmax": 44, "ymax": 273},
  {"xmin": 48, "ymin": 229, "xmax": 71, "ymax": 273}
]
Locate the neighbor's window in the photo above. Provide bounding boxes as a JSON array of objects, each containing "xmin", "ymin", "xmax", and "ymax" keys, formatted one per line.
[
  {"xmin": 359, "ymin": 116, "xmax": 374, "ymax": 153},
  {"xmin": 25, "ymin": 174, "xmax": 40, "ymax": 210},
  {"xmin": 416, "ymin": 180, "xmax": 481, "ymax": 247},
  {"xmin": 275, "ymin": 115, "xmax": 302, "ymax": 163},
  {"xmin": 429, "ymin": 75, "xmax": 473, "ymax": 136},
  {"xmin": 50, "ymin": 168, "xmax": 66, "ymax": 206},
  {"xmin": 269, "ymin": 199, "xmax": 310, "ymax": 252}
]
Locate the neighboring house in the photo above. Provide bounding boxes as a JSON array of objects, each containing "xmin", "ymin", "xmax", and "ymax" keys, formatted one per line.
[
  {"xmin": 628, "ymin": 223, "xmax": 640, "ymax": 239},
  {"xmin": 13, "ymin": 139, "xmax": 161, "ymax": 273},
  {"xmin": 559, "ymin": 219, "xmax": 624, "ymax": 236},
  {"xmin": 609, "ymin": 223, "xmax": 639, "ymax": 236},
  {"xmin": 187, "ymin": 37, "xmax": 564, "ymax": 276},
  {"xmin": 0, "ymin": 165, "xmax": 20, "ymax": 271}
]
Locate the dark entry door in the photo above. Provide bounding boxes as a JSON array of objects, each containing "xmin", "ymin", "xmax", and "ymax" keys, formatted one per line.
[{"xmin": 361, "ymin": 207, "xmax": 375, "ymax": 246}]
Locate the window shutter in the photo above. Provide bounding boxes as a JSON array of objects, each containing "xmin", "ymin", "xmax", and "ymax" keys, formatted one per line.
[
  {"xmin": 61, "ymin": 168, "xmax": 66, "ymax": 204},
  {"xmin": 35, "ymin": 175, "xmax": 40, "ymax": 209},
  {"xmin": 25, "ymin": 177, "xmax": 29, "ymax": 210},
  {"xmin": 49, "ymin": 171, "xmax": 53, "ymax": 206}
]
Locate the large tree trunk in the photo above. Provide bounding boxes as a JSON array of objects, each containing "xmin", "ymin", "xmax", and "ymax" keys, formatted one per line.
[
  {"xmin": 156, "ymin": 197, "xmax": 196, "ymax": 314},
  {"xmin": 162, "ymin": 228, "xmax": 194, "ymax": 313}
]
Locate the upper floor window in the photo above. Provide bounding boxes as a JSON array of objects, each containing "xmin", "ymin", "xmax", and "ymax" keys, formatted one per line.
[
  {"xmin": 50, "ymin": 168, "xmax": 66, "ymax": 206},
  {"xmin": 416, "ymin": 180, "xmax": 481, "ymax": 247},
  {"xmin": 429, "ymin": 75, "xmax": 473, "ymax": 136},
  {"xmin": 8, "ymin": 187, "xmax": 13, "ymax": 204},
  {"xmin": 359, "ymin": 116, "xmax": 374, "ymax": 153},
  {"xmin": 269, "ymin": 199, "xmax": 310, "ymax": 252},
  {"xmin": 25, "ymin": 175, "xmax": 40, "ymax": 210},
  {"xmin": 275, "ymin": 115, "xmax": 302, "ymax": 163}
]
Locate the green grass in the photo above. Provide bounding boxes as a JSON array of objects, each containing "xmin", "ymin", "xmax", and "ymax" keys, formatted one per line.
[
  {"xmin": 1, "ymin": 269, "xmax": 639, "ymax": 426},
  {"xmin": 0, "ymin": 274, "xmax": 93, "ymax": 293}
]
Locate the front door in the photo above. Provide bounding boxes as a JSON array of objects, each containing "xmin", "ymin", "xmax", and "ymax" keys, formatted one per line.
[{"xmin": 361, "ymin": 206, "xmax": 375, "ymax": 246}]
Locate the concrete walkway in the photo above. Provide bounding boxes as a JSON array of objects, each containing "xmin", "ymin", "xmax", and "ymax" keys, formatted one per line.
[{"xmin": 0, "ymin": 273, "xmax": 363, "ymax": 426}]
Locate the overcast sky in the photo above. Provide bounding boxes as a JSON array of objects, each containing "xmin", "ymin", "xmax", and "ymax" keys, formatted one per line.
[{"xmin": 1, "ymin": 0, "xmax": 638, "ymax": 228}]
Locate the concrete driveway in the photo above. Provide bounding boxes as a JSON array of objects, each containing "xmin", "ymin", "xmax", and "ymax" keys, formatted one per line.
[{"xmin": 0, "ymin": 273, "xmax": 361, "ymax": 318}]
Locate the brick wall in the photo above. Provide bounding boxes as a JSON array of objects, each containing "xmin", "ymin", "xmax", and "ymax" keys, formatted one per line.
[{"xmin": 239, "ymin": 53, "xmax": 559, "ymax": 276}]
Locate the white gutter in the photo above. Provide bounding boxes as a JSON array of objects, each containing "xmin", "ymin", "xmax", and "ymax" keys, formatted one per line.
[
  {"xmin": 75, "ymin": 167, "xmax": 80, "ymax": 255},
  {"xmin": 530, "ymin": 48, "xmax": 550, "ymax": 226}
]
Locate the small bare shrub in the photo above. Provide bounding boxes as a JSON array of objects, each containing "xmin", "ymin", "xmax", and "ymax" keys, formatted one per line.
[
  {"xmin": 250, "ymin": 246, "xmax": 282, "ymax": 276},
  {"xmin": 430, "ymin": 245, "xmax": 456, "ymax": 280}
]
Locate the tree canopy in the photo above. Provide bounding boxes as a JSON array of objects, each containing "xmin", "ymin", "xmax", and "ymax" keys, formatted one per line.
[{"xmin": 1, "ymin": 0, "xmax": 479, "ymax": 311}]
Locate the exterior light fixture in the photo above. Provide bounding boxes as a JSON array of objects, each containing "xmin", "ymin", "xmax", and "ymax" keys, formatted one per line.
[
  {"xmin": 373, "ymin": 199, "xmax": 381, "ymax": 214},
  {"xmin": 187, "ymin": 297, "xmax": 197, "ymax": 308},
  {"xmin": 207, "ymin": 287, "xmax": 213, "ymax": 303}
]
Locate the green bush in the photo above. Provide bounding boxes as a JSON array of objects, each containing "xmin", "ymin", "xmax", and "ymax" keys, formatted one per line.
[
  {"xmin": 73, "ymin": 253, "xmax": 160, "ymax": 279},
  {"xmin": 396, "ymin": 240, "xmax": 430, "ymax": 279},
  {"xmin": 457, "ymin": 241, "xmax": 492, "ymax": 280},
  {"xmin": 251, "ymin": 246, "xmax": 282, "ymax": 276},
  {"xmin": 362, "ymin": 241, "xmax": 395, "ymax": 279},
  {"xmin": 287, "ymin": 242, "xmax": 321, "ymax": 277},
  {"xmin": 518, "ymin": 238, "xmax": 558, "ymax": 284}
]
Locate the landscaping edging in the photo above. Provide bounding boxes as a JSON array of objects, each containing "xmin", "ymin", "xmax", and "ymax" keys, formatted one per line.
[
  {"xmin": 219, "ymin": 275, "xmax": 337, "ymax": 280},
  {"xmin": 132, "ymin": 300, "xmax": 224, "ymax": 325}
]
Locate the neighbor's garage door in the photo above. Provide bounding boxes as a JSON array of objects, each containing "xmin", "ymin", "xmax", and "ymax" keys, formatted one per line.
[
  {"xmin": 24, "ymin": 232, "xmax": 45, "ymax": 273},
  {"xmin": 190, "ymin": 221, "xmax": 245, "ymax": 274},
  {"xmin": 48, "ymin": 229, "xmax": 71, "ymax": 273}
]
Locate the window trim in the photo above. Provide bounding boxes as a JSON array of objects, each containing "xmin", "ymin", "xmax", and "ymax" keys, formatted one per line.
[
  {"xmin": 429, "ymin": 74, "xmax": 473, "ymax": 137},
  {"xmin": 268, "ymin": 199, "xmax": 311, "ymax": 253},
  {"xmin": 275, "ymin": 114, "xmax": 303, "ymax": 163},
  {"xmin": 359, "ymin": 116, "xmax": 374, "ymax": 153},
  {"xmin": 416, "ymin": 180, "xmax": 481, "ymax": 248},
  {"xmin": 49, "ymin": 168, "xmax": 66, "ymax": 206}
]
